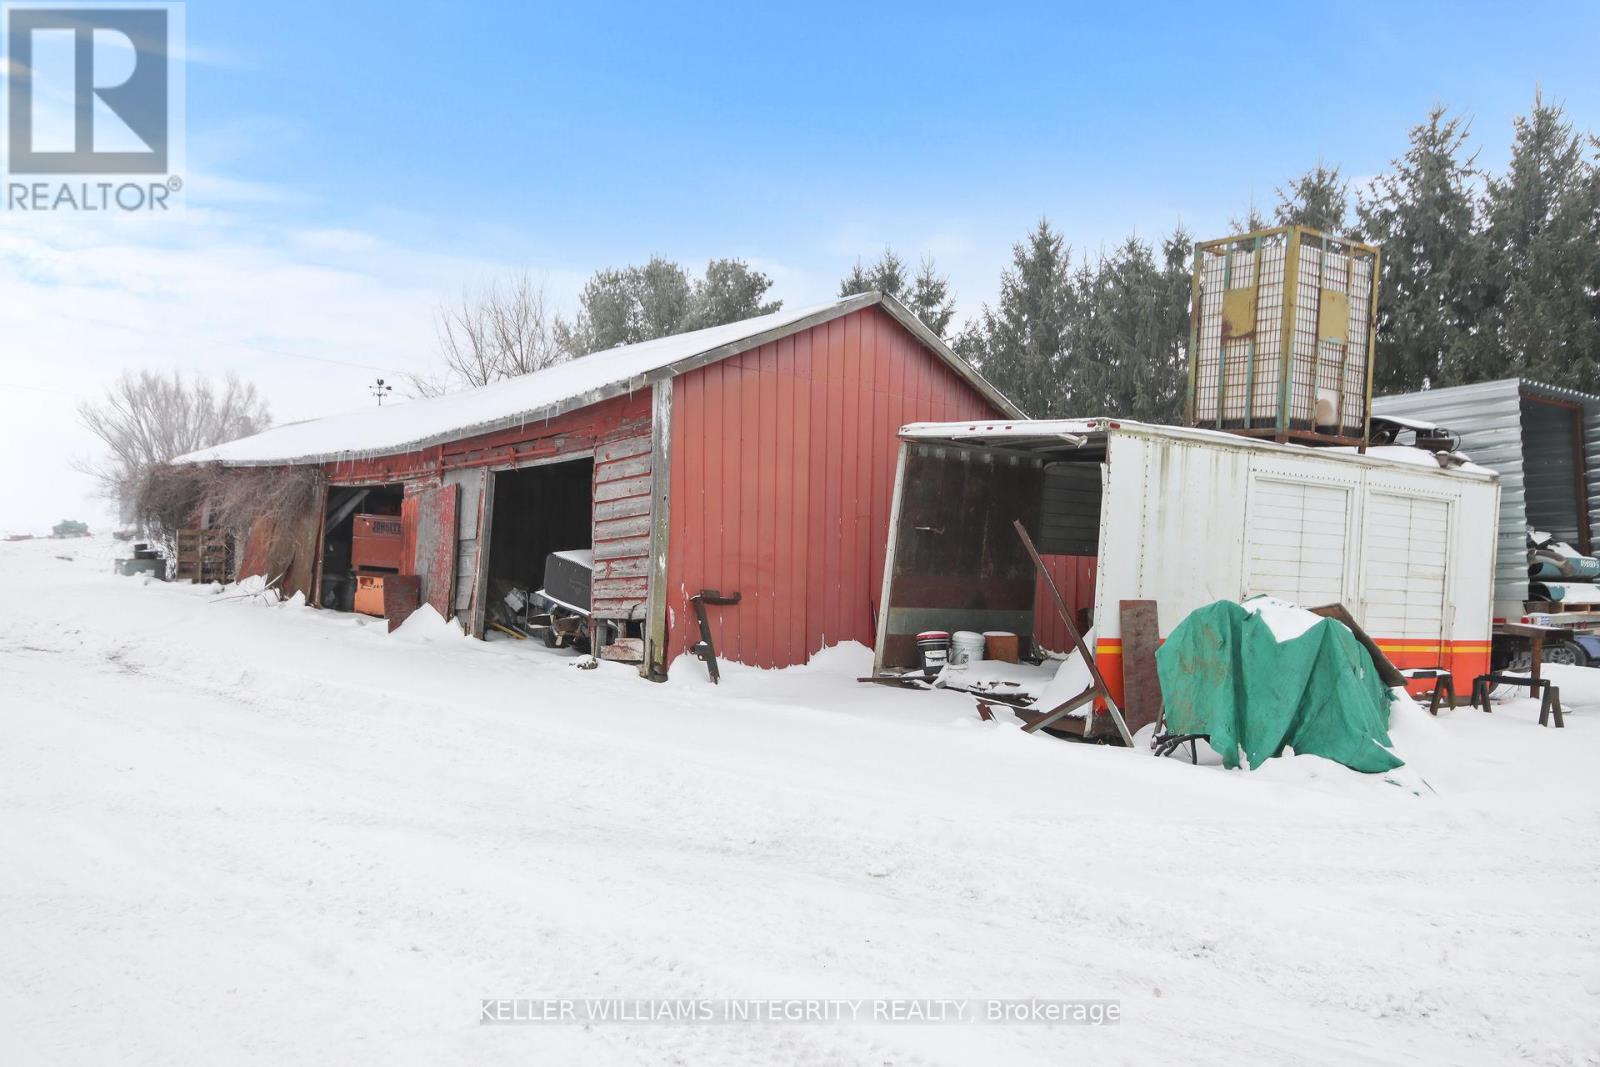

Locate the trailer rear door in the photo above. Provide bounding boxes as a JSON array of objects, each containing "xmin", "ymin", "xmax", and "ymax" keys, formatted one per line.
[
  {"xmin": 1363, "ymin": 492, "xmax": 1449, "ymax": 651},
  {"xmin": 1244, "ymin": 479, "xmax": 1351, "ymax": 606}
]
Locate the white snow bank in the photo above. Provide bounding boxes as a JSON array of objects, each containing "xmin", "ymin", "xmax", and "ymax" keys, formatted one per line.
[
  {"xmin": 940, "ymin": 658, "xmax": 1054, "ymax": 697},
  {"xmin": 6, "ymin": 533, "xmax": 1600, "ymax": 1065},
  {"xmin": 1240, "ymin": 595, "xmax": 1324, "ymax": 641},
  {"xmin": 1033, "ymin": 628, "xmax": 1096, "ymax": 714},
  {"xmin": 178, "ymin": 297, "xmax": 857, "ymax": 465},
  {"xmin": 390, "ymin": 603, "xmax": 465, "ymax": 643}
]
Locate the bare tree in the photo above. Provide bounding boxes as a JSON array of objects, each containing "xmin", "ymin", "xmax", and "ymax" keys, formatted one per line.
[
  {"xmin": 76, "ymin": 371, "xmax": 271, "ymax": 522},
  {"xmin": 136, "ymin": 461, "xmax": 319, "ymax": 562},
  {"xmin": 408, "ymin": 273, "xmax": 568, "ymax": 397}
]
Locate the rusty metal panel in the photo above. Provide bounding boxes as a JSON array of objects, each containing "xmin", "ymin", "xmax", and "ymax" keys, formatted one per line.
[
  {"xmin": 1220, "ymin": 285, "xmax": 1257, "ymax": 341},
  {"xmin": 665, "ymin": 305, "xmax": 1005, "ymax": 670},
  {"xmin": 351, "ymin": 514, "xmax": 403, "ymax": 570},
  {"xmin": 402, "ymin": 482, "xmax": 458, "ymax": 619},
  {"xmin": 383, "ymin": 574, "xmax": 422, "ymax": 633},
  {"xmin": 1118, "ymin": 599, "xmax": 1163, "ymax": 735},
  {"xmin": 1317, "ymin": 288, "xmax": 1350, "ymax": 343}
]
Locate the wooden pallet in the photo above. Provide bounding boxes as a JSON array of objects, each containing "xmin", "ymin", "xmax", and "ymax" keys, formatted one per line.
[{"xmin": 174, "ymin": 528, "xmax": 231, "ymax": 584}]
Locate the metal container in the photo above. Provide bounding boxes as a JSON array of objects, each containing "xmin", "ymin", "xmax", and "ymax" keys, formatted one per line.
[
  {"xmin": 351, "ymin": 514, "xmax": 403, "ymax": 572},
  {"xmin": 354, "ymin": 574, "xmax": 386, "ymax": 617},
  {"xmin": 1186, "ymin": 225, "xmax": 1379, "ymax": 446}
]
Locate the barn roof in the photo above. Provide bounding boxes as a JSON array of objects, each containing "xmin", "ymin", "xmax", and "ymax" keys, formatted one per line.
[{"xmin": 179, "ymin": 291, "xmax": 1021, "ymax": 467}]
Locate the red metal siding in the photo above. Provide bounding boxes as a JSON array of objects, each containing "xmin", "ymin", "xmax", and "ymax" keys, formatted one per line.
[
  {"xmin": 666, "ymin": 306, "xmax": 1002, "ymax": 668},
  {"xmin": 1033, "ymin": 555, "xmax": 1098, "ymax": 654},
  {"xmin": 400, "ymin": 481, "xmax": 458, "ymax": 619}
]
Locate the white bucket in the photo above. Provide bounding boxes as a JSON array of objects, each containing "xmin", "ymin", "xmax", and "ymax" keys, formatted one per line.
[{"xmin": 950, "ymin": 630, "xmax": 986, "ymax": 667}]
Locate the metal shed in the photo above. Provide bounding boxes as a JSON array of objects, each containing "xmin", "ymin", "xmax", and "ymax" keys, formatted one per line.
[
  {"xmin": 1373, "ymin": 379, "xmax": 1600, "ymax": 621},
  {"xmin": 179, "ymin": 292, "xmax": 1019, "ymax": 677}
]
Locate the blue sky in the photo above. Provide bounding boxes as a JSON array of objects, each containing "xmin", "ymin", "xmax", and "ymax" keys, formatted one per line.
[
  {"xmin": 4, "ymin": 0, "xmax": 1599, "ymax": 530},
  {"xmin": 190, "ymin": 0, "xmax": 1600, "ymax": 260}
]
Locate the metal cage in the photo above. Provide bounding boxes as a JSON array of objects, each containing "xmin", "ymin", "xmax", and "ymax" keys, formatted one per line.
[{"xmin": 1185, "ymin": 225, "xmax": 1379, "ymax": 447}]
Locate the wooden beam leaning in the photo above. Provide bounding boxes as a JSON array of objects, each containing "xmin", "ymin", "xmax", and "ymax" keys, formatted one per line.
[{"xmin": 1011, "ymin": 519, "xmax": 1135, "ymax": 747}]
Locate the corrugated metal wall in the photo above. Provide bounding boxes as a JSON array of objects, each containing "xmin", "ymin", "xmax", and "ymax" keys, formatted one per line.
[
  {"xmin": 1375, "ymin": 378, "xmax": 1600, "ymax": 615},
  {"xmin": 1373, "ymin": 379, "xmax": 1526, "ymax": 611},
  {"xmin": 1033, "ymin": 555, "xmax": 1097, "ymax": 653},
  {"xmin": 665, "ymin": 305, "xmax": 999, "ymax": 668},
  {"xmin": 1588, "ymin": 404, "xmax": 1600, "ymax": 549}
]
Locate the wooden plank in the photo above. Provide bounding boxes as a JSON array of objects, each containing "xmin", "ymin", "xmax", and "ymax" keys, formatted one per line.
[
  {"xmin": 594, "ymin": 575, "xmax": 650, "ymax": 598},
  {"xmin": 595, "ymin": 556, "xmax": 649, "ymax": 580},
  {"xmin": 594, "ymin": 495, "xmax": 652, "ymax": 521},
  {"xmin": 1307, "ymin": 602, "xmax": 1407, "ymax": 687},
  {"xmin": 1119, "ymin": 600, "xmax": 1163, "ymax": 736},
  {"xmin": 594, "ymin": 474, "xmax": 652, "ymax": 503},
  {"xmin": 594, "ymin": 435, "xmax": 651, "ymax": 464},
  {"xmin": 595, "ymin": 453, "xmax": 652, "ymax": 483},
  {"xmin": 593, "ymin": 513, "xmax": 651, "ymax": 541},
  {"xmin": 1019, "ymin": 685, "xmax": 1098, "ymax": 734},
  {"xmin": 643, "ymin": 381, "xmax": 672, "ymax": 676},
  {"xmin": 593, "ymin": 535, "xmax": 650, "ymax": 562},
  {"xmin": 592, "ymin": 599, "xmax": 647, "ymax": 618}
]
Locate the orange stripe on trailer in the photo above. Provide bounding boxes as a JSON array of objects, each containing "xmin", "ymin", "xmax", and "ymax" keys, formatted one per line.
[{"xmin": 1088, "ymin": 636, "xmax": 1491, "ymax": 709}]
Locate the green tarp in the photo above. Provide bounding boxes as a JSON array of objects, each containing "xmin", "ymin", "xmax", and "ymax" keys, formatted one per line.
[{"xmin": 1155, "ymin": 600, "xmax": 1401, "ymax": 773}]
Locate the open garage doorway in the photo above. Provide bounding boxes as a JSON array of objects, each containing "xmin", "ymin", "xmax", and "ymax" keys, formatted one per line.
[
  {"xmin": 481, "ymin": 456, "xmax": 595, "ymax": 640},
  {"xmin": 320, "ymin": 483, "xmax": 405, "ymax": 612}
]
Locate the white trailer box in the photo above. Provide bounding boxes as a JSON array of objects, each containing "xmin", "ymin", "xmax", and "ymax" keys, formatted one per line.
[{"xmin": 873, "ymin": 419, "xmax": 1499, "ymax": 708}]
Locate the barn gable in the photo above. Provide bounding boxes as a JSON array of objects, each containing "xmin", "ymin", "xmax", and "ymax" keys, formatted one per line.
[{"xmin": 662, "ymin": 304, "xmax": 1006, "ymax": 670}]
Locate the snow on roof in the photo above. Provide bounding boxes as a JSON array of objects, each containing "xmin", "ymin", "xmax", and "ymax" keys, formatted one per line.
[{"xmin": 182, "ymin": 292, "xmax": 1014, "ymax": 467}]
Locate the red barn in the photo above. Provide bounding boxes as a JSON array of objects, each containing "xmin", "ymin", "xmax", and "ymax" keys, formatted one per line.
[{"xmin": 185, "ymin": 292, "xmax": 1021, "ymax": 676}]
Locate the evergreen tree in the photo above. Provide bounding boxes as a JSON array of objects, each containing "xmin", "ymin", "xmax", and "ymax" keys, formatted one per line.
[
  {"xmin": 956, "ymin": 220, "xmax": 1076, "ymax": 417},
  {"xmin": 1355, "ymin": 107, "xmax": 1486, "ymax": 391},
  {"xmin": 686, "ymin": 258, "xmax": 781, "ymax": 331},
  {"xmin": 839, "ymin": 249, "xmax": 957, "ymax": 335},
  {"xmin": 558, "ymin": 256, "xmax": 781, "ymax": 354},
  {"xmin": 906, "ymin": 258, "xmax": 956, "ymax": 336},
  {"xmin": 1230, "ymin": 200, "xmax": 1270, "ymax": 234},
  {"xmin": 1275, "ymin": 163, "xmax": 1350, "ymax": 232},
  {"xmin": 839, "ymin": 248, "xmax": 910, "ymax": 300},
  {"xmin": 1071, "ymin": 230, "xmax": 1192, "ymax": 422},
  {"xmin": 1476, "ymin": 94, "xmax": 1600, "ymax": 387}
]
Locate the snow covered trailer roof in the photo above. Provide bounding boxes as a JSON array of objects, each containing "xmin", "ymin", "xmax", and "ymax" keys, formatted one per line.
[
  {"xmin": 1374, "ymin": 378, "xmax": 1600, "ymax": 621},
  {"xmin": 875, "ymin": 419, "xmax": 1499, "ymax": 726}
]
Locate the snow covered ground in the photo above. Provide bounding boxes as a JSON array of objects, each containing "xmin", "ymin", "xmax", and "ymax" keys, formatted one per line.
[{"xmin": 3, "ymin": 536, "xmax": 1598, "ymax": 1066}]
